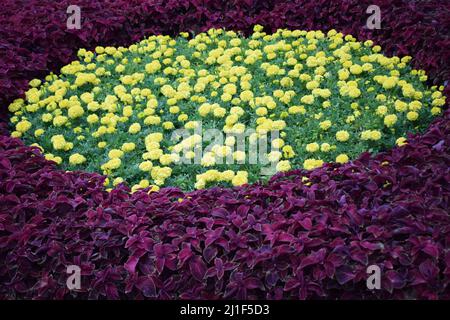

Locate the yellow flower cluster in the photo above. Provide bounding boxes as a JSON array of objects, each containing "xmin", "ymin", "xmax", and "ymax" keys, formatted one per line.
[
  {"xmin": 194, "ymin": 169, "xmax": 249, "ymax": 189},
  {"xmin": 69, "ymin": 153, "xmax": 86, "ymax": 165}
]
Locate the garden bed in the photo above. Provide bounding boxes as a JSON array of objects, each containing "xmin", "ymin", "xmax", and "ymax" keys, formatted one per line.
[{"xmin": 0, "ymin": 0, "xmax": 448, "ymax": 299}]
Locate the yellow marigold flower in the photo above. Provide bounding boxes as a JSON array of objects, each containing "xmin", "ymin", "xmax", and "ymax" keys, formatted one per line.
[
  {"xmin": 280, "ymin": 77, "xmax": 293, "ymax": 87},
  {"xmin": 240, "ymin": 90, "xmax": 254, "ymax": 101},
  {"xmin": 282, "ymin": 145, "xmax": 295, "ymax": 158},
  {"xmin": 288, "ymin": 105, "xmax": 306, "ymax": 114},
  {"xmin": 406, "ymin": 111, "xmax": 419, "ymax": 121},
  {"xmin": 225, "ymin": 114, "xmax": 239, "ymax": 126},
  {"xmin": 225, "ymin": 136, "xmax": 236, "ymax": 146},
  {"xmin": 431, "ymin": 107, "xmax": 441, "ymax": 116},
  {"xmin": 431, "ymin": 91, "xmax": 442, "ymax": 99},
  {"xmin": 213, "ymin": 107, "xmax": 226, "ymax": 118},
  {"xmin": 322, "ymin": 100, "xmax": 331, "ymax": 108},
  {"xmin": 306, "ymin": 80, "xmax": 319, "ymax": 90},
  {"xmin": 195, "ymin": 179, "xmax": 206, "ymax": 190},
  {"xmin": 348, "ymin": 87, "xmax": 361, "ymax": 98},
  {"xmin": 383, "ymin": 114, "xmax": 398, "ymax": 127},
  {"xmin": 253, "ymin": 25, "xmax": 264, "ymax": 32},
  {"xmin": 256, "ymin": 107, "xmax": 268, "ymax": 116},
  {"xmin": 319, "ymin": 120, "xmax": 332, "ymax": 130},
  {"xmin": 394, "ymin": 100, "xmax": 408, "ymax": 112},
  {"xmin": 51, "ymin": 134, "xmax": 72, "ymax": 151},
  {"xmin": 198, "ymin": 103, "xmax": 211, "ymax": 117},
  {"xmin": 370, "ymin": 130, "xmax": 382, "ymax": 140},
  {"xmin": 42, "ymin": 113, "xmax": 53, "ymax": 122},
  {"xmin": 29, "ymin": 79, "xmax": 42, "ymax": 87},
  {"xmin": 87, "ymin": 101, "xmax": 100, "ymax": 111},
  {"xmin": 382, "ymin": 77, "xmax": 397, "ymax": 89},
  {"xmin": 271, "ymin": 138, "xmax": 285, "ymax": 149},
  {"xmin": 267, "ymin": 151, "xmax": 282, "ymax": 162},
  {"xmin": 98, "ymin": 141, "xmax": 107, "ymax": 148},
  {"xmin": 123, "ymin": 106, "xmax": 133, "ymax": 117},
  {"xmin": 338, "ymin": 69, "xmax": 350, "ymax": 80},
  {"xmin": 121, "ymin": 142, "xmax": 136, "ymax": 152},
  {"xmin": 221, "ymin": 93, "xmax": 232, "ymax": 102},
  {"xmin": 349, "ymin": 64, "xmax": 362, "ymax": 75},
  {"xmin": 303, "ymin": 158, "xmax": 324, "ymax": 170},
  {"xmin": 145, "ymin": 60, "xmax": 161, "ymax": 74},
  {"xmin": 201, "ymin": 152, "xmax": 216, "ymax": 167},
  {"xmin": 80, "ymin": 92, "xmax": 94, "ymax": 104},
  {"xmin": 233, "ymin": 151, "xmax": 246, "ymax": 162},
  {"xmin": 376, "ymin": 105, "xmax": 388, "ymax": 116},
  {"xmin": 15, "ymin": 120, "xmax": 32, "ymax": 133},
  {"xmin": 231, "ymin": 171, "xmax": 248, "ymax": 186},
  {"xmin": 113, "ymin": 177, "xmax": 124, "ymax": 186},
  {"xmin": 139, "ymin": 179, "xmax": 150, "ymax": 188},
  {"xmin": 320, "ymin": 143, "xmax": 331, "ymax": 152},
  {"xmin": 30, "ymin": 143, "xmax": 44, "ymax": 152},
  {"xmin": 128, "ymin": 122, "xmax": 141, "ymax": 134},
  {"xmin": 373, "ymin": 45, "xmax": 381, "ymax": 52},
  {"xmin": 409, "ymin": 100, "xmax": 422, "ymax": 111},
  {"xmin": 272, "ymin": 120, "xmax": 286, "ymax": 130},
  {"xmin": 376, "ymin": 94, "xmax": 386, "ymax": 102},
  {"xmin": 34, "ymin": 128, "xmax": 45, "ymax": 137},
  {"xmin": 67, "ymin": 105, "xmax": 84, "ymax": 119},
  {"xmin": 163, "ymin": 121, "xmax": 174, "ymax": 130},
  {"xmin": 220, "ymin": 170, "xmax": 235, "ymax": 181},
  {"xmin": 361, "ymin": 129, "xmax": 380, "ymax": 141},
  {"xmin": 131, "ymin": 184, "xmax": 140, "ymax": 193},
  {"xmin": 144, "ymin": 115, "xmax": 162, "ymax": 125},
  {"xmin": 87, "ymin": 114, "xmax": 99, "ymax": 124},
  {"xmin": 95, "ymin": 46, "xmax": 105, "ymax": 54},
  {"xmin": 45, "ymin": 153, "xmax": 63, "ymax": 165},
  {"xmin": 266, "ymin": 65, "xmax": 281, "ymax": 76},
  {"xmin": 336, "ymin": 154, "xmax": 349, "ymax": 164},
  {"xmin": 139, "ymin": 161, "xmax": 153, "ymax": 172},
  {"xmin": 432, "ymin": 98, "xmax": 445, "ymax": 107},
  {"xmin": 106, "ymin": 158, "xmax": 121, "ymax": 170},
  {"xmin": 146, "ymin": 132, "xmax": 163, "ymax": 143},
  {"xmin": 144, "ymin": 149, "xmax": 163, "ymax": 160},
  {"xmin": 44, "ymin": 153, "xmax": 61, "ymax": 164},
  {"xmin": 159, "ymin": 154, "xmax": 173, "ymax": 166},
  {"xmin": 306, "ymin": 142, "xmax": 320, "ymax": 153},
  {"xmin": 108, "ymin": 149, "xmax": 124, "ymax": 159},
  {"xmin": 361, "ymin": 130, "xmax": 374, "ymax": 141},
  {"xmin": 69, "ymin": 153, "xmax": 87, "ymax": 165},
  {"xmin": 300, "ymin": 95, "xmax": 314, "ymax": 105},
  {"xmin": 276, "ymin": 160, "xmax": 291, "ymax": 172},
  {"xmin": 396, "ymin": 137, "xmax": 407, "ymax": 146}
]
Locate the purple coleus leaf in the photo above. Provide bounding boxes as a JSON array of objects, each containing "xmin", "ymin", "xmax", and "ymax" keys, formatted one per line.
[
  {"xmin": 299, "ymin": 248, "xmax": 327, "ymax": 269},
  {"xmin": 124, "ymin": 256, "xmax": 139, "ymax": 274},
  {"xmin": 421, "ymin": 242, "xmax": 440, "ymax": 259},
  {"xmin": 335, "ymin": 266, "xmax": 356, "ymax": 285},
  {"xmin": 189, "ymin": 256, "xmax": 207, "ymax": 282},
  {"xmin": 154, "ymin": 243, "xmax": 177, "ymax": 273},
  {"xmin": 419, "ymin": 259, "xmax": 439, "ymax": 280},
  {"xmin": 136, "ymin": 276, "xmax": 157, "ymax": 298}
]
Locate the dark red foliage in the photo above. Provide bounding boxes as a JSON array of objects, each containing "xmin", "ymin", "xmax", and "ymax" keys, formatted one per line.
[
  {"xmin": 0, "ymin": 0, "xmax": 449, "ymax": 116},
  {"xmin": 0, "ymin": 0, "xmax": 449, "ymax": 299},
  {"xmin": 0, "ymin": 110, "xmax": 449, "ymax": 299}
]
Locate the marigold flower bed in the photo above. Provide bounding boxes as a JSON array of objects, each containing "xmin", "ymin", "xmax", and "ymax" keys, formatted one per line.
[{"xmin": 0, "ymin": 0, "xmax": 449, "ymax": 300}]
